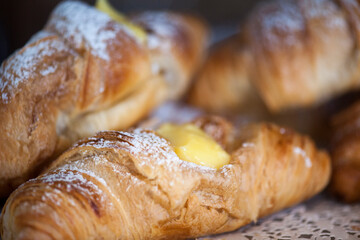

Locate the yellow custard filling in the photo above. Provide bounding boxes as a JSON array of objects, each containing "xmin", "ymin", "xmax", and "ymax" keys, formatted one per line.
[
  {"xmin": 96, "ymin": 0, "xmax": 147, "ymax": 43},
  {"xmin": 157, "ymin": 123, "xmax": 230, "ymax": 169}
]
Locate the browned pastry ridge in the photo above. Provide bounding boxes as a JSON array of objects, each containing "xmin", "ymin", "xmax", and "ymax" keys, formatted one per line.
[
  {"xmin": 189, "ymin": 0, "xmax": 360, "ymax": 113},
  {"xmin": 0, "ymin": 1, "xmax": 208, "ymax": 197},
  {"xmin": 331, "ymin": 101, "xmax": 360, "ymax": 202},
  {"xmin": 1, "ymin": 116, "xmax": 330, "ymax": 240}
]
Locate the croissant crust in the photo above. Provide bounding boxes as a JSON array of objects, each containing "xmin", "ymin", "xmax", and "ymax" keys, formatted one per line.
[{"xmin": 1, "ymin": 117, "xmax": 330, "ymax": 239}]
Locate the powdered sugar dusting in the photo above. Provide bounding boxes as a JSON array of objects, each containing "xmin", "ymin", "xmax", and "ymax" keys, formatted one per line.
[
  {"xmin": 129, "ymin": 129, "xmax": 216, "ymax": 171},
  {"xmin": 253, "ymin": 0, "xmax": 347, "ymax": 48},
  {"xmin": 38, "ymin": 168, "xmax": 109, "ymax": 204},
  {"xmin": 242, "ymin": 142, "xmax": 255, "ymax": 148},
  {"xmin": 81, "ymin": 129, "xmax": 214, "ymax": 174},
  {"xmin": 127, "ymin": 129, "xmax": 185, "ymax": 166},
  {"xmin": 137, "ymin": 12, "xmax": 179, "ymax": 38},
  {"xmin": 27, "ymin": 31, "xmax": 55, "ymax": 45},
  {"xmin": 133, "ymin": 12, "xmax": 181, "ymax": 50},
  {"xmin": 0, "ymin": 37, "xmax": 67, "ymax": 103},
  {"xmin": 49, "ymin": 1, "xmax": 114, "ymax": 60},
  {"xmin": 74, "ymin": 129, "xmax": 216, "ymax": 209},
  {"xmin": 40, "ymin": 65, "xmax": 57, "ymax": 76},
  {"xmin": 293, "ymin": 146, "xmax": 312, "ymax": 168},
  {"xmin": 1, "ymin": 92, "xmax": 8, "ymax": 101},
  {"xmin": 302, "ymin": 0, "xmax": 347, "ymax": 29},
  {"xmin": 48, "ymin": 1, "xmax": 135, "ymax": 61},
  {"xmin": 256, "ymin": 1, "xmax": 304, "ymax": 47}
]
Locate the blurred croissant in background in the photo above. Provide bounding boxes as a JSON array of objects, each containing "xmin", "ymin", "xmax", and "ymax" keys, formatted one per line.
[{"xmin": 188, "ymin": 0, "xmax": 360, "ymax": 202}]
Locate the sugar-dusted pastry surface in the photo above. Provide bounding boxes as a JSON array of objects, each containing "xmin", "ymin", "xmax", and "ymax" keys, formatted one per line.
[
  {"xmin": 0, "ymin": 1, "xmax": 208, "ymax": 197},
  {"xmin": 189, "ymin": 0, "xmax": 360, "ymax": 112},
  {"xmin": 1, "ymin": 116, "xmax": 330, "ymax": 239}
]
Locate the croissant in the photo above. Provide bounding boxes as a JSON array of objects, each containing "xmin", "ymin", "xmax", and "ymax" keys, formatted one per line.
[
  {"xmin": 188, "ymin": 34, "xmax": 265, "ymax": 114},
  {"xmin": 1, "ymin": 116, "xmax": 330, "ymax": 239},
  {"xmin": 330, "ymin": 101, "xmax": 360, "ymax": 202},
  {"xmin": 189, "ymin": 0, "xmax": 360, "ymax": 112},
  {"xmin": 0, "ymin": 1, "xmax": 208, "ymax": 196}
]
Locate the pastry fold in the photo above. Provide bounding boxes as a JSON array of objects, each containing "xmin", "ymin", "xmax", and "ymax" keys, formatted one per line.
[{"xmin": 1, "ymin": 116, "xmax": 330, "ymax": 240}]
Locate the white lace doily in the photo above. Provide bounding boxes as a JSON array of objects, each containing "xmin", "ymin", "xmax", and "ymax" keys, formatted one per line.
[{"xmin": 202, "ymin": 195, "xmax": 360, "ymax": 240}]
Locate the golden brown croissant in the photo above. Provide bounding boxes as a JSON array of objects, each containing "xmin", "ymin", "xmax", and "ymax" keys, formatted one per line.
[
  {"xmin": 188, "ymin": 34, "xmax": 265, "ymax": 114},
  {"xmin": 189, "ymin": 0, "xmax": 360, "ymax": 112},
  {"xmin": 330, "ymin": 101, "xmax": 360, "ymax": 202},
  {"xmin": 1, "ymin": 116, "xmax": 330, "ymax": 239},
  {"xmin": 0, "ymin": 1, "xmax": 208, "ymax": 197}
]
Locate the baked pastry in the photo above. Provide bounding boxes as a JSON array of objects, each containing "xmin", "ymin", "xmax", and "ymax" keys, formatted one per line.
[
  {"xmin": 330, "ymin": 101, "xmax": 360, "ymax": 202},
  {"xmin": 0, "ymin": 1, "xmax": 208, "ymax": 197},
  {"xmin": 1, "ymin": 116, "xmax": 330, "ymax": 239},
  {"xmin": 189, "ymin": 0, "xmax": 360, "ymax": 112},
  {"xmin": 188, "ymin": 33, "xmax": 266, "ymax": 114},
  {"xmin": 130, "ymin": 11, "xmax": 208, "ymax": 100}
]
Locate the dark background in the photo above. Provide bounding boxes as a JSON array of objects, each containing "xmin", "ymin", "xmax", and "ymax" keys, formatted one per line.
[{"xmin": 0, "ymin": 0, "xmax": 265, "ymax": 63}]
